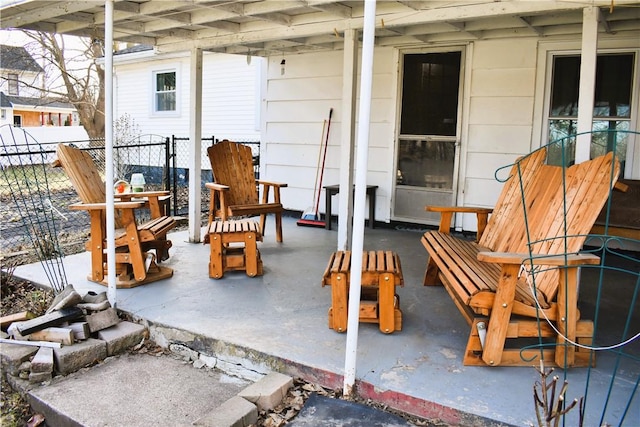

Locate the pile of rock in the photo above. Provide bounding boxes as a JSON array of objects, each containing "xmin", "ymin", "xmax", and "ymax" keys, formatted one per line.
[{"xmin": 0, "ymin": 285, "xmax": 146, "ymax": 384}]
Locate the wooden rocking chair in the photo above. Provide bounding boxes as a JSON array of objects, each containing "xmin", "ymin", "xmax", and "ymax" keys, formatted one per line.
[
  {"xmin": 421, "ymin": 146, "xmax": 620, "ymax": 367},
  {"xmin": 53, "ymin": 144, "xmax": 176, "ymax": 288},
  {"xmin": 205, "ymin": 140, "xmax": 287, "ymax": 242}
]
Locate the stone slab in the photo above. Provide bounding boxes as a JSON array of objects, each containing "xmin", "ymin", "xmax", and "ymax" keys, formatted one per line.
[
  {"xmin": 30, "ymin": 346, "xmax": 54, "ymax": 373},
  {"xmin": 66, "ymin": 322, "xmax": 90, "ymax": 341},
  {"xmin": 0, "ymin": 342, "xmax": 38, "ymax": 376},
  {"xmin": 86, "ymin": 308, "xmax": 120, "ymax": 333},
  {"xmin": 53, "ymin": 338, "xmax": 107, "ymax": 375},
  {"xmin": 27, "ymin": 353, "xmax": 250, "ymax": 426},
  {"xmin": 29, "ymin": 371, "xmax": 52, "ymax": 384},
  {"xmin": 193, "ymin": 395, "xmax": 258, "ymax": 427},
  {"xmin": 97, "ymin": 321, "xmax": 146, "ymax": 356},
  {"xmin": 238, "ymin": 372, "xmax": 293, "ymax": 411}
]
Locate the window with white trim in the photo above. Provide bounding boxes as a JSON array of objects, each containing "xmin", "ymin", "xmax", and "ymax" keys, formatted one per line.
[
  {"xmin": 8, "ymin": 73, "xmax": 18, "ymax": 95},
  {"xmin": 546, "ymin": 52, "xmax": 635, "ymax": 169},
  {"xmin": 153, "ymin": 70, "xmax": 176, "ymax": 113}
]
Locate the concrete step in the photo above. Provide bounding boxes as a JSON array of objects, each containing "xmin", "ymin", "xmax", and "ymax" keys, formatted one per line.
[{"xmin": 1, "ymin": 318, "xmax": 298, "ymax": 427}]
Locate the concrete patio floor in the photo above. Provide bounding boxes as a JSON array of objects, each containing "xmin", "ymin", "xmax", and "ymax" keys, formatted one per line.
[{"xmin": 13, "ymin": 216, "xmax": 639, "ymax": 426}]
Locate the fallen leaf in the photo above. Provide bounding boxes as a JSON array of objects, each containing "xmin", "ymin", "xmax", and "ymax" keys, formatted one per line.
[{"xmin": 27, "ymin": 413, "xmax": 45, "ymax": 427}]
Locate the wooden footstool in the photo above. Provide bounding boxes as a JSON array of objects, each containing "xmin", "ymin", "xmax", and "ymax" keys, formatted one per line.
[
  {"xmin": 207, "ymin": 220, "xmax": 263, "ymax": 279},
  {"xmin": 321, "ymin": 250, "xmax": 403, "ymax": 334}
]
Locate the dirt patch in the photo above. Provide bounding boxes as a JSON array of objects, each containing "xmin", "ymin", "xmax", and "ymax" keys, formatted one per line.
[{"xmin": 1, "ymin": 271, "xmax": 53, "ymax": 427}]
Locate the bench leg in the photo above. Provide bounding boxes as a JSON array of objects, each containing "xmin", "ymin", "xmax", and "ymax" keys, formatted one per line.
[
  {"xmin": 378, "ymin": 273, "xmax": 396, "ymax": 333},
  {"xmin": 209, "ymin": 233, "xmax": 224, "ymax": 279},
  {"xmin": 331, "ymin": 273, "xmax": 348, "ymax": 332},
  {"xmin": 122, "ymin": 210, "xmax": 146, "ymax": 282},
  {"xmin": 275, "ymin": 212, "xmax": 283, "ymax": 243},
  {"xmin": 423, "ymin": 257, "xmax": 441, "ymax": 286},
  {"xmin": 555, "ymin": 266, "xmax": 578, "ymax": 367},
  {"xmin": 244, "ymin": 231, "xmax": 259, "ymax": 277},
  {"xmin": 482, "ymin": 264, "xmax": 519, "ymax": 366},
  {"xmin": 89, "ymin": 211, "xmax": 105, "ymax": 283}
]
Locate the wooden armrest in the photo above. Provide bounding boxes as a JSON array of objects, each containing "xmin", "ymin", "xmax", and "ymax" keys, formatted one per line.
[
  {"xmin": 426, "ymin": 206, "xmax": 492, "ymax": 239},
  {"xmin": 478, "ymin": 251, "xmax": 601, "ymax": 266},
  {"xmin": 69, "ymin": 201, "xmax": 145, "ymax": 211},
  {"xmin": 257, "ymin": 179, "xmax": 288, "ymax": 188},
  {"xmin": 426, "ymin": 206, "xmax": 493, "ymax": 214},
  {"xmin": 116, "ymin": 191, "xmax": 171, "ymax": 219},
  {"xmin": 117, "ymin": 190, "xmax": 170, "ymax": 199},
  {"xmin": 205, "ymin": 182, "xmax": 230, "ymax": 191}
]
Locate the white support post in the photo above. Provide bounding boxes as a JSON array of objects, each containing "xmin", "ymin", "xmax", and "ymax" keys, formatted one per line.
[
  {"xmin": 188, "ymin": 48, "xmax": 203, "ymax": 242},
  {"xmin": 337, "ymin": 28, "xmax": 358, "ymax": 251},
  {"xmin": 576, "ymin": 6, "xmax": 599, "ymax": 164},
  {"xmin": 344, "ymin": 0, "xmax": 376, "ymax": 398},
  {"xmin": 104, "ymin": 0, "xmax": 116, "ymax": 306}
]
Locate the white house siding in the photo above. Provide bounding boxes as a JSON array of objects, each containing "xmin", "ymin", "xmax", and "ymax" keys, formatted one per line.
[
  {"xmin": 114, "ymin": 51, "xmax": 261, "ymax": 171},
  {"xmin": 263, "ymin": 48, "xmax": 396, "ymax": 220},
  {"xmin": 460, "ymin": 38, "xmax": 538, "ymax": 230},
  {"xmin": 263, "ymin": 34, "xmax": 639, "ymax": 230},
  {"xmin": 263, "ymin": 40, "xmax": 538, "ymax": 226}
]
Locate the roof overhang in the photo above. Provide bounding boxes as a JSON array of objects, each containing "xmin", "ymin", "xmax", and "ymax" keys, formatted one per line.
[{"xmin": 2, "ymin": 1, "xmax": 640, "ymax": 57}]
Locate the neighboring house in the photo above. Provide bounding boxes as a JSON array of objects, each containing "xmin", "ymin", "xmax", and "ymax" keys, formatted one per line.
[
  {"xmin": 112, "ymin": 45, "xmax": 262, "ymax": 176},
  {"xmin": 0, "ymin": 44, "xmax": 79, "ymax": 128},
  {"xmin": 113, "ymin": 45, "xmax": 261, "ymax": 143},
  {"xmin": 4, "ymin": 2, "xmax": 638, "ymax": 232}
]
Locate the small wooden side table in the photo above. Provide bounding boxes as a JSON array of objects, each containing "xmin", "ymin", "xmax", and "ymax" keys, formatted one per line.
[
  {"xmin": 321, "ymin": 250, "xmax": 403, "ymax": 334},
  {"xmin": 207, "ymin": 220, "xmax": 263, "ymax": 279},
  {"xmin": 323, "ymin": 184, "xmax": 378, "ymax": 230}
]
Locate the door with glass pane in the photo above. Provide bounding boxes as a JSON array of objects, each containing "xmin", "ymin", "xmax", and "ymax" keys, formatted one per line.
[{"xmin": 394, "ymin": 51, "xmax": 462, "ymax": 224}]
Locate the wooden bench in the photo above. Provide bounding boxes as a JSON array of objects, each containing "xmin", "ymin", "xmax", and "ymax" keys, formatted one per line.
[
  {"xmin": 422, "ymin": 148, "xmax": 620, "ymax": 367},
  {"xmin": 322, "ymin": 251, "xmax": 403, "ymax": 334},
  {"xmin": 207, "ymin": 220, "xmax": 263, "ymax": 278}
]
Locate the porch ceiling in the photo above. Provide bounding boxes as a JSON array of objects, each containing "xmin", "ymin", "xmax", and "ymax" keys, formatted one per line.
[{"xmin": 2, "ymin": 1, "xmax": 640, "ymax": 57}]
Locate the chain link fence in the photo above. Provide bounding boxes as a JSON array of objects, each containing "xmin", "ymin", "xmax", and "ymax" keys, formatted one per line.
[
  {"xmin": 0, "ymin": 132, "xmax": 259, "ymax": 266},
  {"xmin": 170, "ymin": 136, "xmax": 260, "ymax": 218}
]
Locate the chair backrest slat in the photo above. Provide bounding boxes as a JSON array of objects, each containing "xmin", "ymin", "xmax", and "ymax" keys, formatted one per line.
[
  {"xmin": 207, "ymin": 140, "xmax": 258, "ymax": 206},
  {"xmin": 55, "ymin": 144, "xmax": 124, "ymax": 228},
  {"xmin": 479, "ymin": 149, "xmax": 619, "ymax": 303}
]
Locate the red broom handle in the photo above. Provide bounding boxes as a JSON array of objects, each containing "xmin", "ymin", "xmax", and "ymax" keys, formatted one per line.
[{"xmin": 314, "ymin": 108, "xmax": 333, "ymax": 216}]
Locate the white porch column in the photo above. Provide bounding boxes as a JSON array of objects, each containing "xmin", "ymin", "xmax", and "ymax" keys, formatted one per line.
[
  {"xmin": 576, "ymin": 6, "xmax": 599, "ymax": 163},
  {"xmin": 104, "ymin": 0, "xmax": 116, "ymax": 305},
  {"xmin": 188, "ymin": 48, "xmax": 203, "ymax": 242},
  {"xmin": 344, "ymin": 0, "xmax": 376, "ymax": 398},
  {"xmin": 337, "ymin": 29, "xmax": 358, "ymax": 251}
]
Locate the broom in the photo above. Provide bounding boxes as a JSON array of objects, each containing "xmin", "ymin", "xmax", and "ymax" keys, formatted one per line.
[
  {"xmin": 300, "ymin": 118, "xmax": 326, "ymax": 221},
  {"xmin": 297, "ymin": 108, "xmax": 333, "ymax": 227}
]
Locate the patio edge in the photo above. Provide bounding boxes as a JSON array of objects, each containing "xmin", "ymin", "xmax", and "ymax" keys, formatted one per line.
[{"xmin": 136, "ymin": 315, "xmax": 515, "ymax": 427}]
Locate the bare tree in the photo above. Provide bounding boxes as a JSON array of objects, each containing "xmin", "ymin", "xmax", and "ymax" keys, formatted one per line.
[{"xmin": 20, "ymin": 30, "xmax": 105, "ymax": 140}]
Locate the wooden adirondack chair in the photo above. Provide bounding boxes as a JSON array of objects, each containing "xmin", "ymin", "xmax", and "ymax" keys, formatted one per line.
[
  {"xmin": 53, "ymin": 144, "xmax": 176, "ymax": 288},
  {"xmin": 421, "ymin": 147, "xmax": 620, "ymax": 367},
  {"xmin": 205, "ymin": 140, "xmax": 287, "ymax": 242}
]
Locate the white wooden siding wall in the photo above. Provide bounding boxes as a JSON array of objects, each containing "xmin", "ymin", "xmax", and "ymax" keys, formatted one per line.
[
  {"xmin": 263, "ymin": 47, "xmax": 396, "ymax": 220},
  {"xmin": 461, "ymin": 38, "xmax": 538, "ymax": 231},
  {"xmin": 264, "ymin": 39, "xmax": 542, "ymax": 227},
  {"xmin": 114, "ymin": 52, "xmax": 260, "ymax": 170}
]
